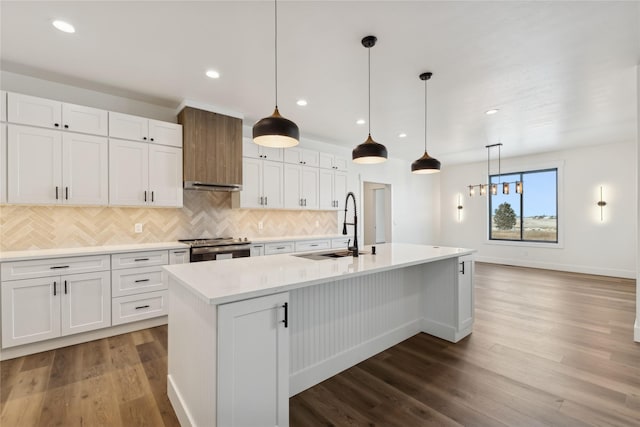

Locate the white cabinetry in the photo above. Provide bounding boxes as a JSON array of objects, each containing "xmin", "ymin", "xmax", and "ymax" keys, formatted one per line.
[
  {"xmin": 8, "ymin": 93, "xmax": 108, "ymax": 135},
  {"xmin": 0, "ymin": 90, "xmax": 6, "ymax": 122},
  {"xmin": 7, "ymin": 124, "xmax": 109, "ymax": 205},
  {"xmin": 283, "ymin": 163, "xmax": 319, "ymax": 210},
  {"xmin": 284, "ymin": 147, "xmax": 319, "ymax": 167},
  {"xmin": 217, "ymin": 292, "xmax": 289, "ymax": 427},
  {"xmin": 242, "ymin": 138, "xmax": 282, "ymax": 161},
  {"xmin": 110, "ymin": 250, "xmax": 170, "ymax": 325},
  {"xmin": 109, "ymin": 112, "xmax": 182, "ymax": 148},
  {"xmin": 319, "ymin": 169, "xmax": 348, "ymax": 210},
  {"xmin": 319, "ymin": 153, "xmax": 348, "ymax": 171},
  {"xmin": 0, "ymin": 255, "xmax": 111, "ymax": 348},
  {"xmin": 0, "ymin": 123, "xmax": 6, "ymax": 204},
  {"xmin": 250, "ymin": 244, "xmax": 264, "ymax": 257},
  {"xmin": 169, "ymin": 249, "xmax": 190, "ymax": 264},
  {"xmin": 109, "ymin": 139, "xmax": 182, "ymax": 207},
  {"xmin": 264, "ymin": 241, "xmax": 295, "ymax": 255},
  {"xmin": 295, "ymin": 239, "xmax": 330, "ymax": 252},
  {"xmin": 457, "ymin": 255, "xmax": 474, "ymax": 334},
  {"xmin": 235, "ymin": 158, "xmax": 284, "ymax": 209}
]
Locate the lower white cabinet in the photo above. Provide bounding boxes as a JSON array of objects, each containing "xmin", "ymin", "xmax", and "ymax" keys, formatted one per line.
[
  {"xmin": 111, "ymin": 290, "xmax": 168, "ymax": 326},
  {"xmin": 295, "ymin": 239, "xmax": 330, "ymax": 252},
  {"xmin": 264, "ymin": 242, "xmax": 294, "ymax": 255},
  {"xmin": 250, "ymin": 244, "xmax": 264, "ymax": 257},
  {"xmin": 111, "ymin": 265, "xmax": 167, "ymax": 297},
  {"xmin": 1, "ymin": 271, "xmax": 111, "ymax": 348},
  {"xmin": 217, "ymin": 292, "xmax": 289, "ymax": 427},
  {"xmin": 169, "ymin": 249, "xmax": 190, "ymax": 264},
  {"xmin": 457, "ymin": 255, "xmax": 474, "ymax": 333}
]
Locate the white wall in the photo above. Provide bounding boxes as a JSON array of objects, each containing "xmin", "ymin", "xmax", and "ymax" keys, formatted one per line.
[
  {"xmin": 636, "ymin": 64, "xmax": 639, "ymax": 342},
  {"xmin": 440, "ymin": 142, "xmax": 637, "ymax": 279}
]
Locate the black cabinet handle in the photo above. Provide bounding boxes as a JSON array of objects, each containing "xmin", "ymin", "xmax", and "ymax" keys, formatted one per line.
[
  {"xmin": 64, "ymin": 124, "xmax": 69, "ymax": 129},
  {"xmin": 173, "ymin": 251, "xmax": 187, "ymax": 254},
  {"xmin": 65, "ymin": 187, "xmax": 69, "ymax": 200},
  {"xmin": 53, "ymin": 281, "xmax": 57, "ymax": 296},
  {"xmin": 282, "ymin": 302, "xmax": 288, "ymax": 328},
  {"xmin": 144, "ymin": 191, "xmax": 147, "ymax": 202},
  {"xmin": 265, "ymin": 196, "xmax": 268, "ymax": 205},
  {"xmin": 143, "ymin": 136, "xmax": 147, "ymax": 140},
  {"xmin": 276, "ymin": 247, "xmax": 285, "ymax": 250},
  {"xmin": 55, "ymin": 186, "xmax": 59, "ymax": 200},
  {"xmin": 50, "ymin": 265, "xmax": 70, "ymax": 269},
  {"xmin": 134, "ymin": 279, "xmax": 150, "ymax": 283},
  {"xmin": 135, "ymin": 305, "xmax": 150, "ymax": 310},
  {"xmin": 64, "ymin": 280, "xmax": 67, "ymax": 294},
  {"xmin": 460, "ymin": 261, "xmax": 465, "ymax": 275},
  {"xmin": 54, "ymin": 123, "xmax": 59, "ymax": 127},
  {"xmin": 150, "ymin": 137, "xmax": 154, "ymax": 142},
  {"xmin": 151, "ymin": 191, "xmax": 154, "ymax": 202},
  {"xmin": 134, "ymin": 258, "xmax": 149, "ymax": 262}
]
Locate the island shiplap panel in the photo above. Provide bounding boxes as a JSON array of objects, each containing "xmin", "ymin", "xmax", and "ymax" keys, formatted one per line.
[{"xmin": 289, "ymin": 266, "xmax": 424, "ymax": 395}]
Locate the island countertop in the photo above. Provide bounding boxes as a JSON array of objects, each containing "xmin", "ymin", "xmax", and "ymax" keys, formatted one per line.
[{"xmin": 164, "ymin": 243, "xmax": 474, "ymax": 305}]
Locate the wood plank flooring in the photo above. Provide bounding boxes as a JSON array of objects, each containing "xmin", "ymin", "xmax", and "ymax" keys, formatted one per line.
[{"xmin": 1, "ymin": 263, "xmax": 638, "ymax": 426}]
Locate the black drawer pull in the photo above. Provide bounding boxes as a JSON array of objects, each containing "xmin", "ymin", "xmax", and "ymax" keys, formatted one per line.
[
  {"xmin": 276, "ymin": 247, "xmax": 285, "ymax": 250},
  {"xmin": 50, "ymin": 265, "xmax": 70, "ymax": 269},
  {"xmin": 64, "ymin": 280, "xmax": 67, "ymax": 294},
  {"xmin": 53, "ymin": 281, "xmax": 57, "ymax": 296},
  {"xmin": 310, "ymin": 244, "xmax": 318, "ymax": 247},
  {"xmin": 173, "ymin": 251, "xmax": 187, "ymax": 254},
  {"xmin": 135, "ymin": 305, "xmax": 150, "ymax": 310},
  {"xmin": 460, "ymin": 261, "xmax": 465, "ymax": 275},
  {"xmin": 134, "ymin": 258, "xmax": 149, "ymax": 262},
  {"xmin": 134, "ymin": 279, "xmax": 150, "ymax": 283}
]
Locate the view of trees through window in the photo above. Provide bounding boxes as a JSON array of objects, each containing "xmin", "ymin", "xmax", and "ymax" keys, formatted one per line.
[{"xmin": 489, "ymin": 169, "xmax": 558, "ymax": 243}]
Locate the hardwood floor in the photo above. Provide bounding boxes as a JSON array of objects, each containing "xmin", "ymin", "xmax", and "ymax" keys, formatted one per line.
[{"xmin": 1, "ymin": 263, "xmax": 638, "ymax": 426}]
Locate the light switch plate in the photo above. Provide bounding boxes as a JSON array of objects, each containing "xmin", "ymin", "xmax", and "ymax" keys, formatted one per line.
[{"xmin": 134, "ymin": 223, "xmax": 143, "ymax": 233}]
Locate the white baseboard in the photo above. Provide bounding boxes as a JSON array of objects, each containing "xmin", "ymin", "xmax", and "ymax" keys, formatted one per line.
[
  {"xmin": 476, "ymin": 256, "xmax": 635, "ymax": 279},
  {"xmin": 421, "ymin": 318, "xmax": 472, "ymax": 343},
  {"xmin": 635, "ymin": 318, "xmax": 640, "ymax": 343},
  {"xmin": 0, "ymin": 316, "xmax": 167, "ymax": 361},
  {"xmin": 289, "ymin": 319, "xmax": 422, "ymax": 397},
  {"xmin": 168, "ymin": 374, "xmax": 195, "ymax": 427}
]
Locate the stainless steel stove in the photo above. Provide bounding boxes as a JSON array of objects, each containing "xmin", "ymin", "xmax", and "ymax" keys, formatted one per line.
[{"xmin": 178, "ymin": 237, "xmax": 252, "ymax": 262}]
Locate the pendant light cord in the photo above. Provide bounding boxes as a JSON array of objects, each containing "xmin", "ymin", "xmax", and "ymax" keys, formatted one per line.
[
  {"xmin": 368, "ymin": 46, "xmax": 371, "ymax": 136},
  {"xmin": 424, "ymin": 78, "xmax": 428, "ymax": 153},
  {"xmin": 274, "ymin": 0, "xmax": 278, "ymax": 108}
]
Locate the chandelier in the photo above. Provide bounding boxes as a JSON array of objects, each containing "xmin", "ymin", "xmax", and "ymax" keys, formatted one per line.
[{"xmin": 468, "ymin": 143, "xmax": 523, "ymax": 196}]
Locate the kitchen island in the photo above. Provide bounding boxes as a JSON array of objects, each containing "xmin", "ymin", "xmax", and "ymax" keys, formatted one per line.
[{"xmin": 164, "ymin": 243, "xmax": 475, "ymax": 427}]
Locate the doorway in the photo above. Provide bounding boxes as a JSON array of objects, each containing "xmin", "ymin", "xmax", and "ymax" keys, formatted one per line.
[{"xmin": 363, "ymin": 182, "xmax": 392, "ymax": 245}]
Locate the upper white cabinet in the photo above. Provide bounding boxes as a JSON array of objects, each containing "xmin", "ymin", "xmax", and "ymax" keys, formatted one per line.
[
  {"xmin": 319, "ymin": 153, "xmax": 348, "ymax": 171},
  {"xmin": 284, "ymin": 163, "xmax": 319, "ymax": 210},
  {"xmin": 0, "ymin": 123, "xmax": 6, "ymax": 204},
  {"xmin": 242, "ymin": 138, "xmax": 282, "ymax": 161},
  {"xmin": 7, "ymin": 125, "xmax": 108, "ymax": 205},
  {"xmin": 284, "ymin": 147, "xmax": 319, "ymax": 167},
  {"xmin": 319, "ymin": 169, "xmax": 348, "ymax": 210},
  {"xmin": 217, "ymin": 292, "xmax": 289, "ymax": 427},
  {"xmin": 8, "ymin": 93, "xmax": 108, "ymax": 136},
  {"xmin": 109, "ymin": 139, "xmax": 182, "ymax": 207},
  {"xmin": 0, "ymin": 90, "xmax": 7, "ymax": 122},
  {"xmin": 109, "ymin": 111, "xmax": 182, "ymax": 147},
  {"xmin": 234, "ymin": 158, "xmax": 284, "ymax": 209}
]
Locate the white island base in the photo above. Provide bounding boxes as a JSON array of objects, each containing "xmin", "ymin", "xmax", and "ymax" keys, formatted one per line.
[{"xmin": 165, "ymin": 243, "xmax": 474, "ymax": 427}]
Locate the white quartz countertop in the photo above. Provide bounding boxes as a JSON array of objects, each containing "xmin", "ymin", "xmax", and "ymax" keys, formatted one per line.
[
  {"xmin": 164, "ymin": 243, "xmax": 475, "ymax": 305},
  {"xmin": 0, "ymin": 242, "xmax": 189, "ymax": 262}
]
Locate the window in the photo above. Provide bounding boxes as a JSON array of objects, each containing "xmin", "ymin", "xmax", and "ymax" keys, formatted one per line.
[{"xmin": 489, "ymin": 168, "xmax": 558, "ymax": 243}]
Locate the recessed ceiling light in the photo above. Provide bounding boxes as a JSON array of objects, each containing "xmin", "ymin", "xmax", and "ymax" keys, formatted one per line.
[
  {"xmin": 206, "ymin": 70, "xmax": 220, "ymax": 79},
  {"xmin": 485, "ymin": 109, "xmax": 499, "ymax": 115},
  {"xmin": 398, "ymin": 132, "xmax": 407, "ymax": 138},
  {"xmin": 356, "ymin": 119, "xmax": 366, "ymax": 125},
  {"xmin": 52, "ymin": 20, "xmax": 75, "ymax": 33},
  {"xmin": 296, "ymin": 99, "xmax": 308, "ymax": 106}
]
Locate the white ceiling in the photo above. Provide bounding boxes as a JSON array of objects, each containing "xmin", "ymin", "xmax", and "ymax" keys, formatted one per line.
[{"xmin": 1, "ymin": 1, "xmax": 638, "ymax": 164}]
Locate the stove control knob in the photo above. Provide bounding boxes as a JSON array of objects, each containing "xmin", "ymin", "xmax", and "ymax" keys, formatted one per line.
[{"xmin": 244, "ymin": 237, "xmax": 248, "ymax": 242}]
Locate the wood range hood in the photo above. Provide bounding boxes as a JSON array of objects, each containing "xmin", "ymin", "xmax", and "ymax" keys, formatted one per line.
[{"xmin": 178, "ymin": 104, "xmax": 243, "ymax": 192}]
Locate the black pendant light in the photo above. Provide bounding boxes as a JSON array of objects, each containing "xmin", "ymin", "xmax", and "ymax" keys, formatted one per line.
[
  {"xmin": 411, "ymin": 72, "xmax": 441, "ymax": 174},
  {"xmin": 353, "ymin": 35, "xmax": 388, "ymax": 164},
  {"xmin": 253, "ymin": 0, "xmax": 299, "ymax": 148}
]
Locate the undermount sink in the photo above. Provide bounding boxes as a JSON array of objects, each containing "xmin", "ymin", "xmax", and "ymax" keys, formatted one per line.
[{"xmin": 294, "ymin": 250, "xmax": 369, "ymax": 261}]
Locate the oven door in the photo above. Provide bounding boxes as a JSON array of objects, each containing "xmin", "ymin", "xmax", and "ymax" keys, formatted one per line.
[{"xmin": 190, "ymin": 245, "xmax": 251, "ymax": 262}]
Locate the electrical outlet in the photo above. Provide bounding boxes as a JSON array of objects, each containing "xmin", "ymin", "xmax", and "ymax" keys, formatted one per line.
[
  {"xmin": 258, "ymin": 221, "xmax": 264, "ymax": 230},
  {"xmin": 134, "ymin": 223, "xmax": 143, "ymax": 233}
]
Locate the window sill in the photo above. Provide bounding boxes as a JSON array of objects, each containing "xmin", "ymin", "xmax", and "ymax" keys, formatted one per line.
[{"xmin": 485, "ymin": 239, "xmax": 564, "ymax": 249}]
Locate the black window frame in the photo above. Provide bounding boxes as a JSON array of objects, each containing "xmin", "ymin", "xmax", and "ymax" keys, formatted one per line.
[{"xmin": 488, "ymin": 168, "xmax": 558, "ymax": 244}]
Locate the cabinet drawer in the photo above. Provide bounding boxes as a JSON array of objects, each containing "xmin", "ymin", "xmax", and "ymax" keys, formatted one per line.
[
  {"xmin": 111, "ymin": 250, "xmax": 168, "ymax": 269},
  {"xmin": 112, "ymin": 290, "xmax": 168, "ymax": 325},
  {"xmin": 331, "ymin": 238, "xmax": 351, "ymax": 249},
  {"xmin": 264, "ymin": 242, "xmax": 295, "ymax": 255},
  {"xmin": 1, "ymin": 255, "xmax": 110, "ymax": 281},
  {"xmin": 169, "ymin": 249, "xmax": 190, "ymax": 265},
  {"xmin": 111, "ymin": 266, "xmax": 167, "ymax": 297},
  {"xmin": 295, "ymin": 240, "xmax": 330, "ymax": 252}
]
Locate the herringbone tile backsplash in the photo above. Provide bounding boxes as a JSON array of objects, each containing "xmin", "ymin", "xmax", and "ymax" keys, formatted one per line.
[{"xmin": 0, "ymin": 191, "xmax": 339, "ymax": 251}]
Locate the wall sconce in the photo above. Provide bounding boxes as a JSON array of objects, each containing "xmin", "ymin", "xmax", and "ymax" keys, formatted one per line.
[
  {"xmin": 597, "ymin": 186, "xmax": 607, "ymax": 221},
  {"xmin": 457, "ymin": 194, "xmax": 463, "ymax": 222}
]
